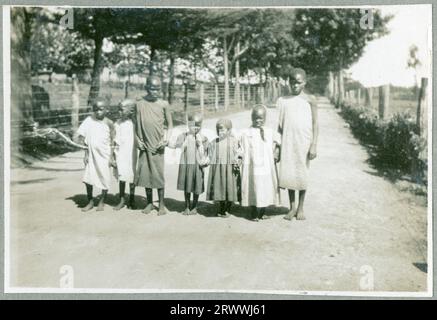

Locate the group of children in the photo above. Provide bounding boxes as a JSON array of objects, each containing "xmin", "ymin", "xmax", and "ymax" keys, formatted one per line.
[{"xmin": 74, "ymin": 68, "xmax": 318, "ymax": 222}]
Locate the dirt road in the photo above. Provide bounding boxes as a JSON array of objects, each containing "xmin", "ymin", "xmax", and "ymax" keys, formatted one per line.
[{"xmin": 9, "ymin": 97, "xmax": 428, "ymax": 293}]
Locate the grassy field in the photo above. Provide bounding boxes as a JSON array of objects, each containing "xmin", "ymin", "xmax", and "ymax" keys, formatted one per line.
[
  {"xmin": 347, "ymin": 86, "xmax": 419, "ymax": 120},
  {"xmin": 370, "ymin": 96, "xmax": 418, "ymax": 119}
]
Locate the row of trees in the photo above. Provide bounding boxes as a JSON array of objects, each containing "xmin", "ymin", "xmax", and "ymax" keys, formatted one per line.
[{"xmin": 12, "ymin": 7, "xmax": 391, "ymax": 123}]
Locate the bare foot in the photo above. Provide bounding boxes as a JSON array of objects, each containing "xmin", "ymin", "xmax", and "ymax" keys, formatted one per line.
[
  {"xmin": 182, "ymin": 208, "xmax": 191, "ymax": 215},
  {"xmin": 218, "ymin": 212, "xmax": 230, "ymax": 218},
  {"xmin": 189, "ymin": 208, "xmax": 198, "ymax": 215},
  {"xmin": 158, "ymin": 206, "xmax": 168, "ymax": 216},
  {"xmin": 96, "ymin": 200, "xmax": 105, "ymax": 211},
  {"xmin": 142, "ymin": 203, "xmax": 154, "ymax": 214},
  {"xmin": 283, "ymin": 210, "xmax": 295, "ymax": 221},
  {"xmin": 295, "ymin": 209, "xmax": 306, "ymax": 220},
  {"xmin": 127, "ymin": 196, "xmax": 136, "ymax": 210},
  {"xmin": 81, "ymin": 200, "xmax": 94, "ymax": 212},
  {"xmin": 113, "ymin": 197, "xmax": 126, "ymax": 211}
]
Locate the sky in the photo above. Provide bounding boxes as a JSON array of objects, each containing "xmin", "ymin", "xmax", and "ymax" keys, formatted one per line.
[{"xmin": 348, "ymin": 5, "xmax": 431, "ymax": 87}]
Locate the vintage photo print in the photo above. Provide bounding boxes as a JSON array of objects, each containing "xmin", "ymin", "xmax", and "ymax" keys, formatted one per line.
[{"xmin": 2, "ymin": 3, "xmax": 433, "ymax": 297}]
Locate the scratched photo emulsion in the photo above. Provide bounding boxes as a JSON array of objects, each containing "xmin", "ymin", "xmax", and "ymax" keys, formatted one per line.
[{"xmin": 4, "ymin": 4, "xmax": 432, "ymax": 296}]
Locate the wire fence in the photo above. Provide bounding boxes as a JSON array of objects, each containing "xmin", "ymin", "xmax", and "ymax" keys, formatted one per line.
[
  {"xmin": 11, "ymin": 77, "xmax": 286, "ymax": 149},
  {"xmin": 17, "ymin": 78, "xmax": 284, "ymax": 129}
]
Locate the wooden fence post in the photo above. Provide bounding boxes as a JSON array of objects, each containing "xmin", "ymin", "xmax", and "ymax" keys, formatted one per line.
[
  {"xmin": 214, "ymin": 83, "xmax": 219, "ymax": 111},
  {"xmin": 364, "ymin": 87, "xmax": 373, "ymax": 108},
  {"xmin": 184, "ymin": 82, "xmax": 189, "ymax": 114},
  {"xmin": 357, "ymin": 88, "xmax": 361, "ymax": 105},
  {"xmin": 417, "ymin": 77, "xmax": 428, "ymax": 138},
  {"xmin": 200, "ymin": 83, "xmax": 204, "ymax": 114},
  {"xmin": 378, "ymin": 85, "xmax": 390, "ymax": 119},
  {"xmin": 71, "ymin": 74, "xmax": 80, "ymax": 131},
  {"xmin": 241, "ymin": 85, "xmax": 245, "ymax": 108},
  {"xmin": 260, "ymin": 85, "xmax": 265, "ymax": 104}
]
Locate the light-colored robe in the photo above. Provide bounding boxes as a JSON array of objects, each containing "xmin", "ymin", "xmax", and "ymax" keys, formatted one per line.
[
  {"xmin": 277, "ymin": 94, "xmax": 313, "ymax": 190},
  {"xmin": 240, "ymin": 126, "xmax": 280, "ymax": 207},
  {"xmin": 77, "ymin": 116, "xmax": 113, "ymax": 190},
  {"xmin": 114, "ymin": 119, "xmax": 137, "ymax": 183}
]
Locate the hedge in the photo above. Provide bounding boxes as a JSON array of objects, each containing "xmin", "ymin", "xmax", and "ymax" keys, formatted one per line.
[{"xmin": 336, "ymin": 100, "xmax": 427, "ymax": 183}]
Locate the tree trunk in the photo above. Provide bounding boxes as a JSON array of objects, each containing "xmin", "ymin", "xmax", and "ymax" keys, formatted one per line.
[
  {"xmin": 71, "ymin": 74, "xmax": 80, "ymax": 131},
  {"xmin": 88, "ymin": 35, "xmax": 104, "ymax": 107},
  {"xmin": 234, "ymin": 41, "xmax": 241, "ymax": 108},
  {"xmin": 200, "ymin": 83, "xmax": 204, "ymax": 114},
  {"xmin": 223, "ymin": 37, "xmax": 229, "ymax": 111},
  {"xmin": 11, "ymin": 7, "xmax": 34, "ymax": 127},
  {"xmin": 168, "ymin": 56, "xmax": 175, "ymax": 104},
  {"xmin": 337, "ymin": 70, "xmax": 344, "ymax": 105},
  {"xmin": 184, "ymin": 83, "xmax": 189, "ymax": 115},
  {"xmin": 328, "ymin": 71, "xmax": 335, "ymax": 99}
]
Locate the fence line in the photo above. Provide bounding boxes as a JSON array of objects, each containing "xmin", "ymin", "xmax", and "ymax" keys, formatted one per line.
[
  {"xmin": 22, "ymin": 78, "xmax": 285, "ymax": 133},
  {"xmin": 340, "ymin": 79, "xmax": 428, "ymax": 138}
]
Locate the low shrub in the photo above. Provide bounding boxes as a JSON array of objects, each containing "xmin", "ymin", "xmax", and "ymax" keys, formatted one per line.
[{"xmin": 337, "ymin": 100, "xmax": 427, "ymax": 183}]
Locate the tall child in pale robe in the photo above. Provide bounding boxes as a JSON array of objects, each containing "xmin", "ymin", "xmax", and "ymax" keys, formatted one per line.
[
  {"xmin": 206, "ymin": 119, "xmax": 241, "ymax": 218},
  {"xmin": 113, "ymin": 99, "xmax": 138, "ymax": 210},
  {"xmin": 167, "ymin": 113, "xmax": 209, "ymax": 215},
  {"xmin": 240, "ymin": 105, "xmax": 281, "ymax": 221},
  {"xmin": 75, "ymin": 98, "xmax": 115, "ymax": 212},
  {"xmin": 277, "ymin": 68, "xmax": 319, "ymax": 221},
  {"xmin": 135, "ymin": 76, "xmax": 173, "ymax": 216}
]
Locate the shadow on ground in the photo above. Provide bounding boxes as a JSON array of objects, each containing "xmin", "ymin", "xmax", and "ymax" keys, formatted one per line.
[
  {"xmin": 12, "ymin": 178, "xmax": 54, "ymax": 185},
  {"xmin": 164, "ymin": 198, "xmax": 288, "ymax": 220},
  {"xmin": 66, "ymin": 193, "xmax": 147, "ymax": 211},
  {"xmin": 413, "ymin": 262, "xmax": 427, "ymax": 273},
  {"xmin": 29, "ymin": 165, "xmax": 83, "ymax": 172}
]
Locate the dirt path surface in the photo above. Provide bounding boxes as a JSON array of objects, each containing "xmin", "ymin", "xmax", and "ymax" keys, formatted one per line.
[{"xmin": 9, "ymin": 97, "xmax": 428, "ymax": 293}]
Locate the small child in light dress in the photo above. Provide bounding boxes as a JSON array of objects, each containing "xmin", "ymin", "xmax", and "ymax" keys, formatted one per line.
[
  {"xmin": 113, "ymin": 99, "xmax": 138, "ymax": 210},
  {"xmin": 168, "ymin": 113, "xmax": 209, "ymax": 215},
  {"xmin": 74, "ymin": 98, "xmax": 115, "ymax": 212},
  {"xmin": 206, "ymin": 119, "xmax": 241, "ymax": 218},
  {"xmin": 240, "ymin": 105, "xmax": 281, "ymax": 221}
]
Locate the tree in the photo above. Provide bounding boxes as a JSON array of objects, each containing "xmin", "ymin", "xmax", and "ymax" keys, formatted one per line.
[
  {"xmin": 31, "ymin": 21, "xmax": 94, "ymax": 79},
  {"xmin": 291, "ymin": 9, "xmax": 391, "ymax": 103},
  {"xmin": 72, "ymin": 8, "xmax": 209, "ymax": 105}
]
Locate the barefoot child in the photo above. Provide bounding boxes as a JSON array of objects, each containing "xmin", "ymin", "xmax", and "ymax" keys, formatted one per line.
[
  {"xmin": 206, "ymin": 119, "xmax": 241, "ymax": 218},
  {"xmin": 167, "ymin": 113, "xmax": 209, "ymax": 215},
  {"xmin": 240, "ymin": 105, "xmax": 281, "ymax": 221},
  {"xmin": 277, "ymin": 68, "xmax": 318, "ymax": 221},
  {"xmin": 113, "ymin": 99, "xmax": 137, "ymax": 210},
  {"xmin": 135, "ymin": 76, "xmax": 173, "ymax": 215},
  {"xmin": 75, "ymin": 98, "xmax": 115, "ymax": 212}
]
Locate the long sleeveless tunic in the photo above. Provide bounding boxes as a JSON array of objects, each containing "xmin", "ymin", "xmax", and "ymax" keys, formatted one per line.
[
  {"xmin": 134, "ymin": 98, "xmax": 168, "ymax": 188},
  {"xmin": 277, "ymin": 94, "xmax": 313, "ymax": 190}
]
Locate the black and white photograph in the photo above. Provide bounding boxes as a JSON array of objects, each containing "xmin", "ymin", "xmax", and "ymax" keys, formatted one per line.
[{"xmin": 3, "ymin": 4, "xmax": 432, "ymax": 296}]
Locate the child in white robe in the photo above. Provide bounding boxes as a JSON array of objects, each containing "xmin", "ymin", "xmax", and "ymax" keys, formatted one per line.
[
  {"xmin": 113, "ymin": 99, "xmax": 138, "ymax": 210},
  {"xmin": 75, "ymin": 98, "xmax": 115, "ymax": 212},
  {"xmin": 240, "ymin": 105, "xmax": 281, "ymax": 221}
]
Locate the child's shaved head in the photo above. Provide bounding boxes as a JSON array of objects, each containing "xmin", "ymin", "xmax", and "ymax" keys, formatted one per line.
[
  {"xmin": 93, "ymin": 97, "xmax": 108, "ymax": 110},
  {"xmin": 119, "ymin": 98, "xmax": 136, "ymax": 108},
  {"xmin": 291, "ymin": 68, "xmax": 307, "ymax": 81},
  {"xmin": 188, "ymin": 112, "xmax": 203, "ymax": 123},
  {"xmin": 251, "ymin": 104, "xmax": 267, "ymax": 118}
]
